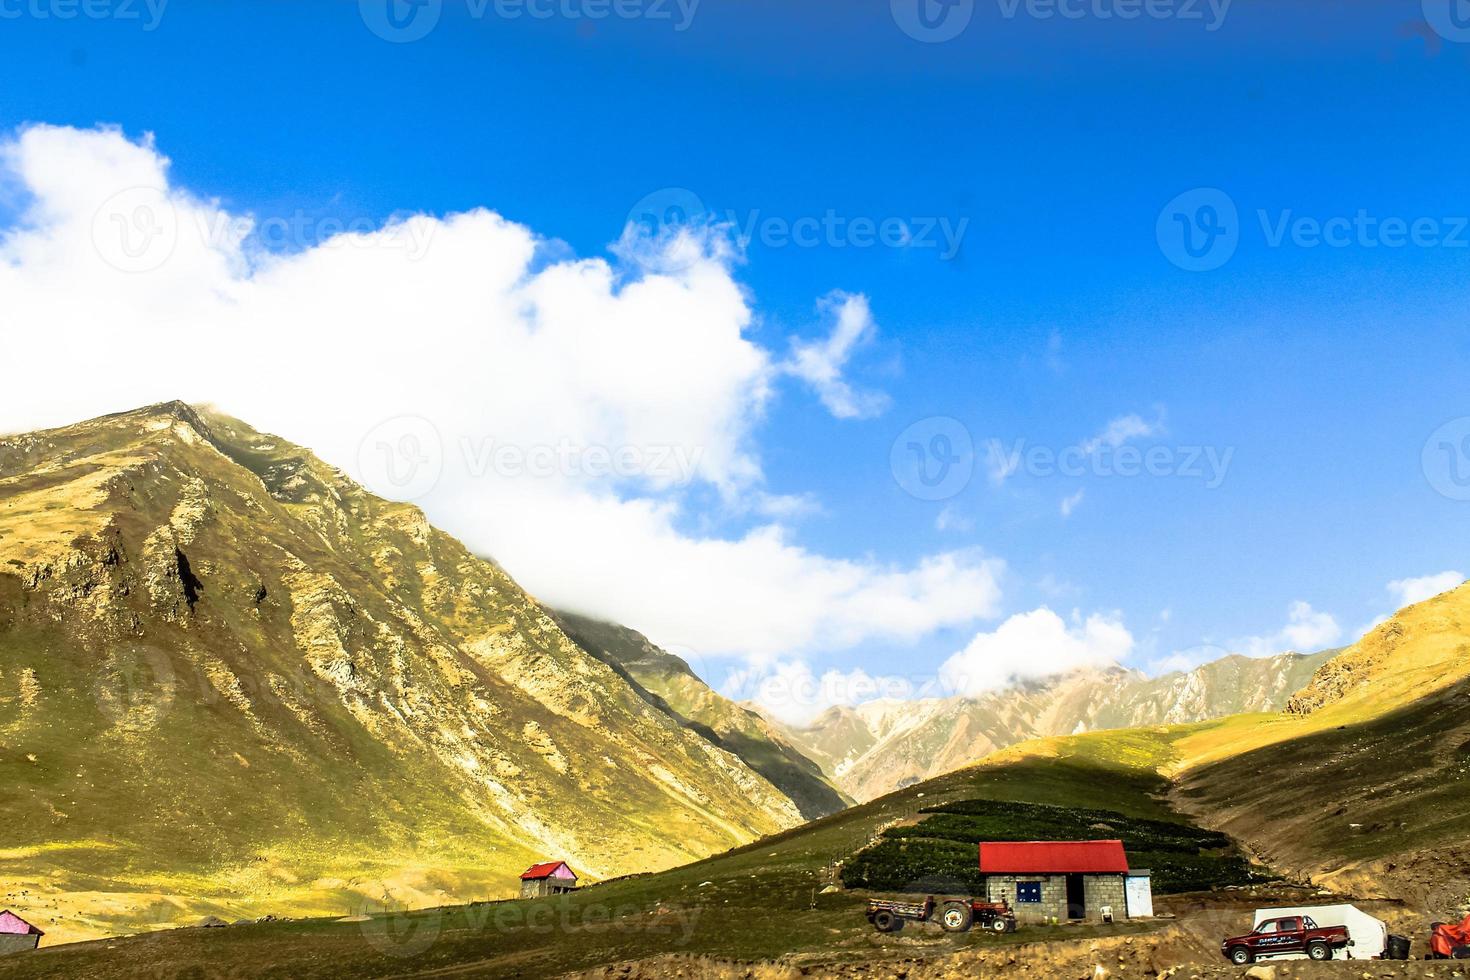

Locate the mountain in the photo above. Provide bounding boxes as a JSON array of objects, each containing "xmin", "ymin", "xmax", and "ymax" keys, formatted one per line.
[
  {"xmin": 1173, "ymin": 577, "xmax": 1470, "ymax": 910},
  {"xmin": 773, "ymin": 651, "xmax": 1333, "ymax": 801},
  {"xmin": 12, "ymin": 575, "xmax": 1468, "ymax": 978},
  {"xmin": 550, "ymin": 611, "xmax": 850, "ymax": 820},
  {"xmin": 0, "ymin": 403, "xmax": 804, "ymax": 944}
]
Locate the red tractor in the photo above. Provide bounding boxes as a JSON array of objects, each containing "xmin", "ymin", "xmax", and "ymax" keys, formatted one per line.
[{"xmin": 866, "ymin": 895, "xmax": 1017, "ymax": 934}]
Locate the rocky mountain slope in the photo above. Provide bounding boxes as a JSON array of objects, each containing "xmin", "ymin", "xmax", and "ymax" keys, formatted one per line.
[
  {"xmin": 1173, "ymin": 578, "xmax": 1470, "ymax": 911},
  {"xmin": 551, "ymin": 611, "xmax": 849, "ymax": 820},
  {"xmin": 774, "ymin": 651, "xmax": 1332, "ymax": 801},
  {"xmin": 0, "ymin": 403, "xmax": 803, "ymax": 943}
]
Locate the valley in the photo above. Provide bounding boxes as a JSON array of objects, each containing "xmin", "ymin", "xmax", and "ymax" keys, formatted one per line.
[{"xmin": 0, "ymin": 404, "xmax": 1466, "ymax": 977}]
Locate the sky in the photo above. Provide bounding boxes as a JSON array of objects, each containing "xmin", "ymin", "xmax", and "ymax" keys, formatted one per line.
[{"xmin": 1, "ymin": 0, "xmax": 1467, "ymax": 723}]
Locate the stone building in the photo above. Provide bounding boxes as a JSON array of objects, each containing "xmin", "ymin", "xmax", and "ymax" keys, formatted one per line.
[
  {"xmin": 0, "ymin": 911, "xmax": 42, "ymax": 955},
  {"xmin": 979, "ymin": 840, "xmax": 1146, "ymax": 923},
  {"xmin": 519, "ymin": 861, "xmax": 578, "ymax": 899}
]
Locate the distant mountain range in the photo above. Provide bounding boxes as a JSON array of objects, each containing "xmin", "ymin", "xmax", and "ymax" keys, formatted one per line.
[
  {"xmin": 767, "ymin": 651, "xmax": 1333, "ymax": 801},
  {"xmin": 0, "ymin": 403, "xmax": 810, "ymax": 941}
]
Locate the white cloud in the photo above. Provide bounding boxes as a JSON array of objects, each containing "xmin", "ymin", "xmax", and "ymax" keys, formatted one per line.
[
  {"xmin": 1080, "ymin": 411, "xmax": 1166, "ymax": 455},
  {"xmin": 1356, "ymin": 570, "xmax": 1466, "ymax": 640},
  {"xmin": 0, "ymin": 123, "xmax": 1000, "ymax": 664},
  {"xmin": 939, "ymin": 607, "xmax": 1134, "ymax": 697},
  {"xmin": 1235, "ymin": 601, "xmax": 1342, "ymax": 657},
  {"xmin": 1386, "ymin": 570, "xmax": 1464, "ymax": 609},
  {"xmin": 781, "ymin": 291, "xmax": 889, "ymax": 420},
  {"xmin": 1059, "ymin": 488, "xmax": 1085, "ymax": 518}
]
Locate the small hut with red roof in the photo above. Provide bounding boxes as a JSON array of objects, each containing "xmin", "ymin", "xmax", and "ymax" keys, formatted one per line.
[
  {"xmin": 978, "ymin": 840, "xmax": 1141, "ymax": 923},
  {"xmin": 519, "ymin": 861, "xmax": 578, "ymax": 899},
  {"xmin": 0, "ymin": 911, "xmax": 43, "ymax": 955}
]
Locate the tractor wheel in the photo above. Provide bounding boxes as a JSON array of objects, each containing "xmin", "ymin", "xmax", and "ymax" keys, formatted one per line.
[
  {"xmin": 1228, "ymin": 946, "xmax": 1253, "ymax": 966},
  {"xmin": 990, "ymin": 917, "xmax": 1010, "ymax": 934},
  {"xmin": 872, "ymin": 911, "xmax": 902, "ymax": 933},
  {"xmin": 1306, "ymin": 941, "xmax": 1332, "ymax": 961},
  {"xmin": 939, "ymin": 902, "xmax": 973, "ymax": 933}
]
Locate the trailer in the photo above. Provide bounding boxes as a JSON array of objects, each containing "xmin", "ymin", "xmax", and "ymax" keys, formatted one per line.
[
  {"xmin": 1252, "ymin": 904, "xmax": 1386, "ymax": 960},
  {"xmin": 867, "ymin": 895, "xmax": 1017, "ymax": 934}
]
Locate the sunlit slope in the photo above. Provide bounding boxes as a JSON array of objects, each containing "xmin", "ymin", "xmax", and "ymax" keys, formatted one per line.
[
  {"xmin": 552, "ymin": 610, "xmax": 850, "ymax": 820},
  {"xmin": 0, "ymin": 403, "xmax": 802, "ymax": 943},
  {"xmin": 983, "ymin": 580, "xmax": 1470, "ymax": 905},
  {"xmin": 0, "ymin": 731, "xmax": 1214, "ymax": 980}
]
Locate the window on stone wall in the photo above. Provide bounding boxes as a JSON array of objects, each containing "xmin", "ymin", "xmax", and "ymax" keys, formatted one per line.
[{"xmin": 1016, "ymin": 881, "xmax": 1042, "ymax": 903}]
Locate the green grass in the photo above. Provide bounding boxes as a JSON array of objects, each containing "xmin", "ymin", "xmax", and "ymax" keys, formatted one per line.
[
  {"xmin": 0, "ymin": 731, "xmax": 1219, "ymax": 979},
  {"xmin": 842, "ymin": 798, "xmax": 1267, "ymax": 895}
]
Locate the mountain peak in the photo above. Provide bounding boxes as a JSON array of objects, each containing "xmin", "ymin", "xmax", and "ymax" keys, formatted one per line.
[{"xmin": 0, "ymin": 405, "xmax": 806, "ymax": 940}]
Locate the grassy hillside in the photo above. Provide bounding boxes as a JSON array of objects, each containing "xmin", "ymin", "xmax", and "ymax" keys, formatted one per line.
[
  {"xmin": 0, "ymin": 730, "xmax": 1220, "ymax": 979},
  {"xmin": 0, "ymin": 403, "xmax": 804, "ymax": 944},
  {"xmin": 552, "ymin": 610, "xmax": 849, "ymax": 820}
]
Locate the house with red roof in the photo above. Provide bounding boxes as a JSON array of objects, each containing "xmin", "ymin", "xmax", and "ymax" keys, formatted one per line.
[
  {"xmin": 0, "ymin": 911, "xmax": 43, "ymax": 955},
  {"xmin": 519, "ymin": 861, "xmax": 578, "ymax": 899},
  {"xmin": 978, "ymin": 840, "xmax": 1150, "ymax": 923}
]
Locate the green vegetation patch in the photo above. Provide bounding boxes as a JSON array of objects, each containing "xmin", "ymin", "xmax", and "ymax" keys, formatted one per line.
[{"xmin": 841, "ymin": 798, "xmax": 1269, "ymax": 895}]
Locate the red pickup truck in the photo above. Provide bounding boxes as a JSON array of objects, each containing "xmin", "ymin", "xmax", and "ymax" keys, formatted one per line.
[{"xmin": 1221, "ymin": 915, "xmax": 1352, "ymax": 964}]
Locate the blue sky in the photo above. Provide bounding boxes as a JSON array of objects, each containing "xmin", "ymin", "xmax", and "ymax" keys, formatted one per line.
[{"xmin": 2, "ymin": 0, "xmax": 1467, "ymax": 718}]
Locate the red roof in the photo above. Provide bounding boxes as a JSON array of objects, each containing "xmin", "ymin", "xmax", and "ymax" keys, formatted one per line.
[
  {"xmin": 0, "ymin": 911, "xmax": 42, "ymax": 936},
  {"xmin": 978, "ymin": 840, "xmax": 1129, "ymax": 874},
  {"xmin": 519, "ymin": 861, "xmax": 576, "ymax": 881}
]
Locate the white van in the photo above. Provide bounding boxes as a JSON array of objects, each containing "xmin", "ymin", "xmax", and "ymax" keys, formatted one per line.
[{"xmin": 1253, "ymin": 904, "xmax": 1387, "ymax": 960}]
